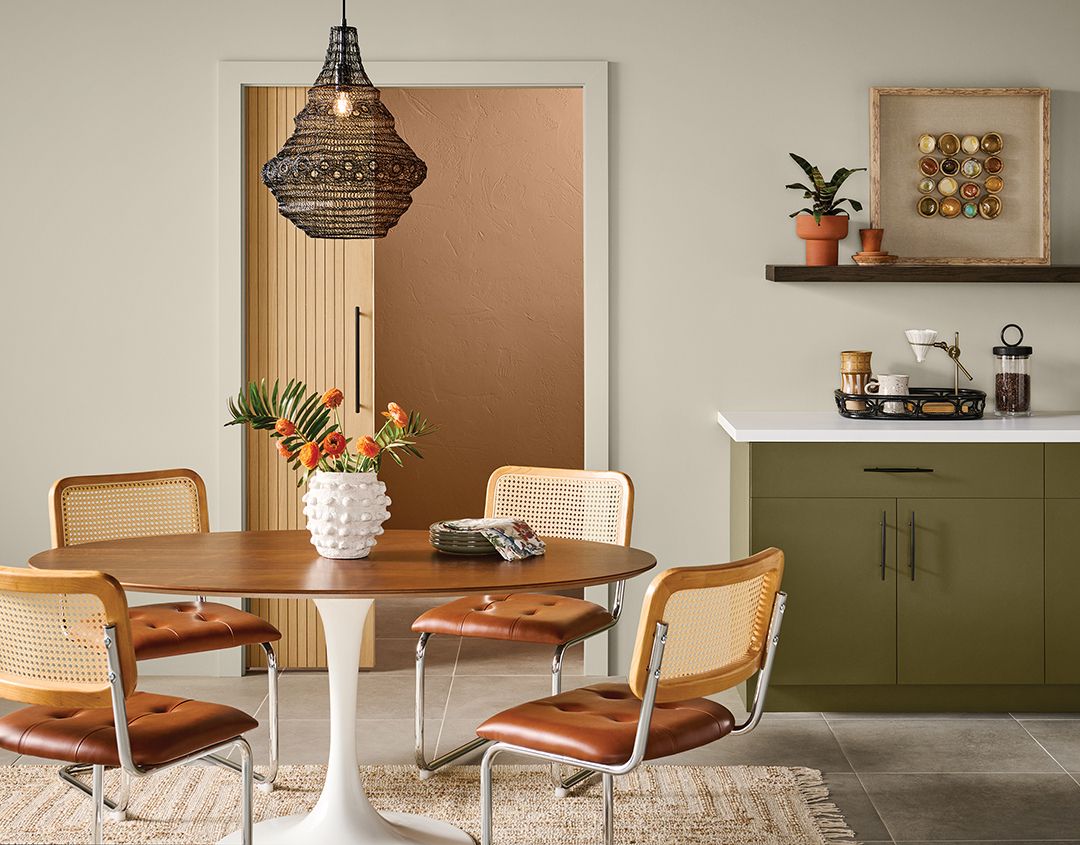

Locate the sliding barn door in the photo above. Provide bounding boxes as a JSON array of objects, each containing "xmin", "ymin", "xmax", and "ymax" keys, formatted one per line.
[{"xmin": 243, "ymin": 86, "xmax": 375, "ymax": 670}]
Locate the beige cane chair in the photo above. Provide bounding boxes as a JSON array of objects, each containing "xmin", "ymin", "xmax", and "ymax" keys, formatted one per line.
[
  {"xmin": 476, "ymin": 548, "xmax": 787, "ymax": 845},
  {"xmin": 0, "ymin": 567, "xmax": 256, "ymax": 845},
  {"xmin": 413, "ymin": 466, "xmax": 634, "ymax": 791},
  {"xmin": 49, "ymin": 469, "xmax": 281, "ymax": 816}
]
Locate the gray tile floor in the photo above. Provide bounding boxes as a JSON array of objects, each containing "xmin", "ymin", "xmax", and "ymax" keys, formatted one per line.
[{"xmin": 10, "ymin": 597, "xmax": 1080, "ymax": 843}]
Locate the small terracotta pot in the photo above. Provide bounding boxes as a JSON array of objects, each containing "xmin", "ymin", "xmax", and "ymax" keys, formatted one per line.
[
  {"xmin": 859, "ymin": 228, "xmax": 884, "ymax": 253},
  {"xmin": 795, "ymin": 214, "xmax": 849, "ymax": 266}
]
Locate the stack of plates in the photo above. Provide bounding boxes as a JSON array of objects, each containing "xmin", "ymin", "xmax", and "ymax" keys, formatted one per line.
[{"xmin": 429, "ymin": 523, "xmax": 498, "ymax": 556}]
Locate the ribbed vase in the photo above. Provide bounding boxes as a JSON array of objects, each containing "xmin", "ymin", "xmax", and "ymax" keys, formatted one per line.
[{"xmin": 301, "ymin": 471, "xmax": 390, "ymax": 559}]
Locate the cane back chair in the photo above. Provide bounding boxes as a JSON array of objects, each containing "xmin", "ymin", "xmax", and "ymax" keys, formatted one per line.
[
  {"xmin": 413, "ymin": 466, "xmax": 634, "ymax": 790},
  {"xmin": 476, "ymin": 548, "xmax": 787, "ymax": 845},
  {"xmin": 49, "ymin": 469, "xmax": 281, "ymax": 816},
  {"xmin": 0, "ymin": 567, "xmax": 256, "ymax": 844}
]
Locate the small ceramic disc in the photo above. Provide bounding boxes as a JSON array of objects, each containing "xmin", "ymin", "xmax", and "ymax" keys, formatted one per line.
[
  {"xmin": 938, "ymin": 133, "xmax": 961, "ymax": 156},
  {"xmin": 959, "ymin": 181, "xmax": 981, "ymax": 200},
  {"xmin": 937, "ymin": 176, "xmax": 958, "ymax": 196},
  {"xmin": 981, "ymin": 132, "xmax": 1004, "ymax": 154},
  {"xmin": 939, "ymin": 197, "xmax": 962, "ymax": 218},
  {"xmin": 960, "ymin": 157, "xmax": 983, "ymax": 178},
  {"xmin": 961, "ymin": 135, "xmax": 981, "ymax": 155},
  {"xmin": 918, "ymin": 134, "xmax": 937, "ymax": 154},
  {"xmin": 918, "ymin": 156, "xmax": 940, "ymax": 176},
  {"xmin": 979, "ymin": 195, "xmax": 1002, "ymax": 219},
  {"xmin": 917, "ymin": 196, "xmax": 939, "ymax": 218},
  {"xmin": 962, "ymin": 201, "xmax": 979, "ymax": 219},
  {"xmin": 985, "ymin": 175, "xmax": 1004, "ymax": 193},
  {"xmin": 940, "ymin": 158, "xmax": 960, "ymax": 176},
  {"xmin": 984, "ymin": 155, "xmax": 1004, "ymax": 175}
]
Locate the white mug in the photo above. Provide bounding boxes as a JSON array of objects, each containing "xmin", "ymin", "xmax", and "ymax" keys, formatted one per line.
[{"xmin": 866, "ymin": 374, "xmax": 910, "ymax": 415}]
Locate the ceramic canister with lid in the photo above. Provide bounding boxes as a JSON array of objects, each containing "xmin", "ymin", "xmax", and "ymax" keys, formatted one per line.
[{"xmin": 993, "ymin": 324, "xmax": 1032, "ymax": 417}]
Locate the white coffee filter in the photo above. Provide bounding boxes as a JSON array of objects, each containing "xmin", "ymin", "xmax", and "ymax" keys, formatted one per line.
[{"xmin": 905, "ymin": 329, "xmax": 938, "ymax": 363}]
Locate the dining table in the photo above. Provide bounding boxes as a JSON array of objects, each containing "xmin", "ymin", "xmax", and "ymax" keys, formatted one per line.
[{"xmin": 29, "ymin": 528, "xmax": 656, "ymax": 845}]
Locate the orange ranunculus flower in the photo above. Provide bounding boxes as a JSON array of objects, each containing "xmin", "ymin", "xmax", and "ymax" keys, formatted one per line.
[
  {"xmin": 275, "ymin": 418, "xmax": 296, "ymax": 437},
  {"xmin": 322, "ymin": 431, "xmax": 346, "ymax": 457},
  {"xmin": 381, "ymin": 401, "xmax": 408, "ymax": 427},
  {"xmin": 277, "ymin": 440, "xmax": 295, "ymax": 460},
  {"xmin": 357, "ymin": 435, "xmax": 380, "ymax": 458},
  {"xmin": 299, "ymin": 441, "xmax": 321, "ymax": 470},
  {"xmin": 321, "ymin": 388, "xmax": 344, "ymax": 410}
]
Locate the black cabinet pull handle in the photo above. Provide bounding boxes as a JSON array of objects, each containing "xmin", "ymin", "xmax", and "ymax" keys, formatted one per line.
[
  {"xmin": 908, "ymin": 511, "xmax": 916, "ymax": 581},
  {"xmin": 864, "ymin": 467, "xmax": 935, "ymax": 473},
  {"xmin": 880, "ymin": 510, "xmax": 887, "ymax": 581},
  {"xmin": 354, "ymin": 306, "xmax": 362, "ymax": 414}
]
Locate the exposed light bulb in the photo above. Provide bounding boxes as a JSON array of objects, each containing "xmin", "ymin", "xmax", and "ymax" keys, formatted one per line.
[{"xmin": 334, "ymin": 91, "xmax": 351, "ymax": 115}]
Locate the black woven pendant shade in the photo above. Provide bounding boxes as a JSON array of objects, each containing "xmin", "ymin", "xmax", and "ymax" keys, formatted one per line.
[{"xmin": 261, "ymin": 25, "xmax": 427, "ymax": 239}]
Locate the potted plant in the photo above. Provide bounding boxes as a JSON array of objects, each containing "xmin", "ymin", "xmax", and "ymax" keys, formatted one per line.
[
  {"xmin": 787, "ymin": 153, "xmax": 866, "ymax": 266},
  {"xmin": 227, "ymin": 380, "xmax": 436, "ymax": 559}
]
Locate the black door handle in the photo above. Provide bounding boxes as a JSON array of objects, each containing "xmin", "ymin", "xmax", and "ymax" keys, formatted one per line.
[
  {"xmin": 880, "ymin": 510, "xmax": 887, "ymax": 581},
  {"xmin": 908, "ymin": 511, "xmax": 916, "ymax": 581},
  {"xmin": 864, "ymin": 467, "xmax": 935, "ymax": 473},
  {"xmin": 354, "ymin": 306, "xmax": 362, "ymax": 414}
]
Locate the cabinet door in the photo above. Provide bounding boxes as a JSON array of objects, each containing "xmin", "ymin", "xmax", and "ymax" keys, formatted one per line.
[
  {"xmin": 752, "ymin": 498, "xmax": 896, "ymax": 685},
  {"xmin": 897, "ymin": 499, "xmax": 1043, "ymax": 685},
  {"xmin": 1047, "ymin": 499, "xmax": 1080, "ymax": 683}
]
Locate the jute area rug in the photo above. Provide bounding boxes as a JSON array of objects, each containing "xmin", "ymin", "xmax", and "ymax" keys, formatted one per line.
[{"xmin": 0, "ymin": 764, "xmax": 857, "ymax": 844}]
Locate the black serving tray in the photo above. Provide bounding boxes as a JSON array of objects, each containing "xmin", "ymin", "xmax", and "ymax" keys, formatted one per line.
[{"xmin": 834, "ymin": 387, "xmax": 986, "ymax": 420}]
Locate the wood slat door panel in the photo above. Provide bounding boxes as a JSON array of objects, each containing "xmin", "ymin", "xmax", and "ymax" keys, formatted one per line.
[{"xmin": 243, "ymin": 86, "xmax": 375, "ymax": 670}]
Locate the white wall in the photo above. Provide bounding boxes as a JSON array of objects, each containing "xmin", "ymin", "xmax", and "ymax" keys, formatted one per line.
[{"xmin": 2, "ymin": 0, "xmax": 1079, "ymax": 672}]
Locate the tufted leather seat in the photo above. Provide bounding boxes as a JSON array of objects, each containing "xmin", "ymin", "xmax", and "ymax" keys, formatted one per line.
[
  {"xmin": 129, "ymin": 602, "xmax": 282, "ymax": 661},
  {"xmin": 475, "ymin": 682, "xmax": 735, "ymax": 766},
  {"xmin": 412, "ymin": 593, "xmax": 615, "ymax": 645},
  {"xmin": 0, "ymin": 691, "xmax": 259, "ymax": 767}
]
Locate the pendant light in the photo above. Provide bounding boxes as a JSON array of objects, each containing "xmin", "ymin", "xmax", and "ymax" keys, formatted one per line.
[{"xmin": 261, "ymin": 1, "xmax": 427, "ymax": 238}]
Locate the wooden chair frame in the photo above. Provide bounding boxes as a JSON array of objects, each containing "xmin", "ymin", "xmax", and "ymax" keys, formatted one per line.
[
  {"xmin": 0, "ymin": 567, "xmax": 254, "ymax": 845},
  {"xmin": 478, "ymin": 550, "xmax": 787, "ymax": 845},
  {"xmin": 416, "ymin": 466, "xmax": 634, "ymax": 796},
  {"xmin": 47, "ymin": 468, "xmax": 279, "ymax": 815}
]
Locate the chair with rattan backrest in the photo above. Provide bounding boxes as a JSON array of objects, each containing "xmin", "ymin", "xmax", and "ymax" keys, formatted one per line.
[
  {"xmin": 48, "ymin": 469, "xmax": 281, "ymax": 811},
  {"xmin": 476, "ymin": 548, "xmax": 787, "ymax": 845},
  {"xmin": 0, "ymin": 567, "xmax": 255, "ymax": 844},
  {"xmin": 413, "ymin": 466, "xmax": 634, "ymax": 786}
]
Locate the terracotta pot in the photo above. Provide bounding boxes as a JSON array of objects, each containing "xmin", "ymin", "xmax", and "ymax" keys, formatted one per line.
[
  {"xmin": 795, "ymin": 214, "xmax": 849, "ymax": 266},
  {"xmin": 859, "ymin": 228, "xmax": 884, "ymax": 253}
]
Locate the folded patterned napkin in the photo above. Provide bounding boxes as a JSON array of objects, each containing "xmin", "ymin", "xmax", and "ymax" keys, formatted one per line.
[{"xmin": 438, "ymin": 518, "xmax": 546, "ymax": 561}]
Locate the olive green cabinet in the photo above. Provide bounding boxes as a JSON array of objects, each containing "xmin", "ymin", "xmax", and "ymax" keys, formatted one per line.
[
  {"xmin": 1047, "ymin": 499, "xmax": 1080, "ymax": 683},
  {"xmin": 743, "ymin": 442, "xmax": 1071, "ymax": 710},
  {"xmin": 897, "ymin": 499, "xmax": 1044, "ymax": 685},
  {"xmin": 751, "ymin": 499, "xmax": 896, "ymax": 685}
]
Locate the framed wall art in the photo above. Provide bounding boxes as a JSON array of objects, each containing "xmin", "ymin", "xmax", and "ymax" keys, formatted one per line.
[{"xmin": 870, "ymin": 87, "xmax": 1050, "ymax": 265}]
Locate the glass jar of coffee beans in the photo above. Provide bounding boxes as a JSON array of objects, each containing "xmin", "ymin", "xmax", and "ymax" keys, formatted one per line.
[{"xmin": 993, "ymin": 324, "xmax": 1032, "ymax": 417}]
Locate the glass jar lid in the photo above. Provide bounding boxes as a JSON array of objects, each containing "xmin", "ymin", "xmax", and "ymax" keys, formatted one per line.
[{"xmin": 993, "ymin": 323, "xmax": 1032, "ymax": 357}]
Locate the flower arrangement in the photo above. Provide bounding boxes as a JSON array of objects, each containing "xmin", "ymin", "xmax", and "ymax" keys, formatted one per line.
[{"xmin": 226, "ymin": 379, "xmax": 436, "ymax": 485}]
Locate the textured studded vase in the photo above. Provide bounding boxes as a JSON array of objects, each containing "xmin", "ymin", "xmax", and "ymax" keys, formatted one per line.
[{"xmin": 302, "ymin": 471, "xmax": 390, "ymax": 559}]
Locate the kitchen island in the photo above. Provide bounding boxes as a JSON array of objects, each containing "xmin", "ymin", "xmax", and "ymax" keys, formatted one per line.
[{"xmin": 720, "ymin": 410, "xmax": 1080, "ymax": 711}]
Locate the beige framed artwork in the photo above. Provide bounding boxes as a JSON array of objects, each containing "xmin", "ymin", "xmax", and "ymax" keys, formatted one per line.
[{"xmin": 870, "ymin": 87, "xmax": 1050, "ymax": 265}]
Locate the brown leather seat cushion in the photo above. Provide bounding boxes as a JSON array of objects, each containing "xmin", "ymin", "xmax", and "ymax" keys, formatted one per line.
[
  {"xmin": 130, "ymin": 602, "xmax": 281, "ymax": 660},
  {"xmin": 0, "ymin": 692, "xmax": 259, "ymax": 767},
  {"xmin": 411, "ymin": 593, "xmax": 614, "ymax": 645},
  {"xmin": 476, "ymin": 682, "xmax": 735, "ymax": 766}
]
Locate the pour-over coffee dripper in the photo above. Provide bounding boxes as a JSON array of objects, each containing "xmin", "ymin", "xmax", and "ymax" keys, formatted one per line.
[{"xmin": 905, "ymin": 329, "xmax": 973, "ymax": 393}]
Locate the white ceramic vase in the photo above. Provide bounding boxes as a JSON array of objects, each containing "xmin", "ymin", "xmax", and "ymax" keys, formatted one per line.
[{"xmin": 301, "ymin": 471, "xmax": 390, "ymax": 559}]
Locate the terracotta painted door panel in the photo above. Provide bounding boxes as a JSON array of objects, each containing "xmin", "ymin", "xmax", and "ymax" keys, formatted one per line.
[{"xmin": 751, "ymin": 498, "xmax": 897, "ymax": 685}]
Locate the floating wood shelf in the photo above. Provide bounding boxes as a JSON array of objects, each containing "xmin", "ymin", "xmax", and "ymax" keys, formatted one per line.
[{"xmin": 766, "ymin": 264, "xmax": 1080, "ymax": 283}]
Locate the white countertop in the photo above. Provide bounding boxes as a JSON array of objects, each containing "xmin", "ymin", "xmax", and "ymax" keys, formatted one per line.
[{"xmin": 717, "ymin": 410, "xmax": 1080, "ymax": 443}]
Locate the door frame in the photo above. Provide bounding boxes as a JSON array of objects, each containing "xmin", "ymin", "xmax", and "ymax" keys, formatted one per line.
[{"xmin": 217, "ymin": 61, "xmax": 612, "ymax": 673}]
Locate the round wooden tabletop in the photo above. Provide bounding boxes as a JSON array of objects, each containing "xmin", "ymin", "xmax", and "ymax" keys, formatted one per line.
[{"xmin": 28, "ymin": 529, "xmax": 657, "ymax": 598}]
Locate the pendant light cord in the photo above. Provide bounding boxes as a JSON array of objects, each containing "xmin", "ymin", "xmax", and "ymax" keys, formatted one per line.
[{"xmin": 342, "ymin": 0, "xmax": 347, "ymax": 28}]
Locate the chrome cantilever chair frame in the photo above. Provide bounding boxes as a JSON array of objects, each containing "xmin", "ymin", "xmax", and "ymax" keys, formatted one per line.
[
  {"xmin": 479, "ymin": 591, "xmax": 787, "ymax": 845},
  {"xmin": 75, "ymin": 624, "xmax": 256, "ymax": 845},
  {"xmin": 415, "ymin": 578, "xmax": 627, "ymax": 792}
]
